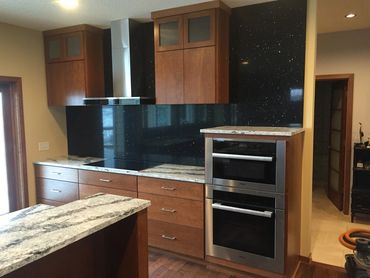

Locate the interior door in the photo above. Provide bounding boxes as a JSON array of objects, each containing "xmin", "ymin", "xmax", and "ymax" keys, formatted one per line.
[{"xmin": 327, "ymin": 80, "xmax": 346, "ymax": 210}]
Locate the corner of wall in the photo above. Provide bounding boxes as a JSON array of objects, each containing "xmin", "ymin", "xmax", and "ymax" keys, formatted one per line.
[{"xmin": 300, "ymin": 0, "xmax": 317, "ymax": 258}]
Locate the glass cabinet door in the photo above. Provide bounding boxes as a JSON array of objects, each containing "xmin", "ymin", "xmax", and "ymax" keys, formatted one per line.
[
  {"xmin": 184, "ymin": 10, "xmax": 215, "ymax": 48},
  {"xmin": 155, "ymin": 16, "xmax": 183, "ymax": 51},
  {"xmin": 46, "ymin": 37, "xmax": 62, "ymax": 62},
  {"xmin": 65, "ymin": 32, "xmax": 84, "ymax": 59}
]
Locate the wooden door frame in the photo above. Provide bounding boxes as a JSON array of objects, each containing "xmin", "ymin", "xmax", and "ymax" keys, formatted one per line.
[
  {"xmin": 0, "ymin": 76, "xmax": 29, "ymax": 211},
  {"xmin": 315, "ymin": 74, "xmax": 354, "ymax": 215}
]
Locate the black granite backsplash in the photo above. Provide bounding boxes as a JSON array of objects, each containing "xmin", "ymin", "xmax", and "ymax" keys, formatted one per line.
[{"xmin": 67, "ymin": 0, "xmax": 307, "ymax": 165}]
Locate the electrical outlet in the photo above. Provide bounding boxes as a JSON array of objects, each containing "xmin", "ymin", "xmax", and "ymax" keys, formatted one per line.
[{"xmin": 38, "ymin": 142, "xmax": 49, "ymax": 151}]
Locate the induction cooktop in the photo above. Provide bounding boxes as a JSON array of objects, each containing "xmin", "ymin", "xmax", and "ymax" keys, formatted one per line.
[{"xmin": 85, "ymin": 159, "xmax": 159, "ymax": 171}]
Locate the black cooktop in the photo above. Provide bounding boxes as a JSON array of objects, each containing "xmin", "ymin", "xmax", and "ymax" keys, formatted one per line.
[{"xmin": 86, "ymin": 159, "xmax": 158, "ymax": 171}]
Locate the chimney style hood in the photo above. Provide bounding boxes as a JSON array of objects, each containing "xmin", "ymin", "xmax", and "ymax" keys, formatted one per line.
[{"xmin": 84, "ymin": 19, "xmax": 155, "ymax": 105}]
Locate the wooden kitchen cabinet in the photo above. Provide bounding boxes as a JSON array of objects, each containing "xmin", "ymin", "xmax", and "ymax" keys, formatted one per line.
[
  {"xmin": 155, "ymin": 50, "xmax": 184, "ymax": 104},
  {"xmin": 35, "ymin": 165, "xmax": 79, "ymax": 206},
  {"xmin": 138, "ymin": 176, "xmax": 204, "ymax": 259},
  {"xmin": 152, "ymin": 1, "xmax": 230, "ymax": 104},
  {"xmin": 43, "ymin": 25, "xmax": 104, "ymax": 106},
  {"xmin": 78, "ymin": 169, "xmax": 138, "ymax": 198}
]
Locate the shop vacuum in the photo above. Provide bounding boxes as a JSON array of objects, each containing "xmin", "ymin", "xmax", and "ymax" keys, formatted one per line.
[{"xmin": 339, "ymin": 229, "xmax": 370, "ymax": 277}]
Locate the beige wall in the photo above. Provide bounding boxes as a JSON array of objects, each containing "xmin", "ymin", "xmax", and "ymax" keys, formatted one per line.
[
  {"xmin": 316, "ymin": 28, "xmax": 370, "ymax": 143},
  {"xmin": 300, "ymin": 0, "xmax": 317, "ymax": 257},
  {"xmin": 0, "ymin": 23, "xmax": 67, "ymax": 205}
]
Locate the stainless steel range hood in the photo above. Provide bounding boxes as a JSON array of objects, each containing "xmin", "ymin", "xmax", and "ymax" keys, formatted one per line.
[{"xmin": 84, "ymin": 19, "xmax": 155, "ymax": 105}]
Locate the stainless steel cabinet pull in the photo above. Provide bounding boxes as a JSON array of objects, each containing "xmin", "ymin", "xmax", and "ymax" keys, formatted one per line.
[
  {"xmin": 52, "ymin": 172, "xmax": 62, "ymax": 175},
  {"xmin": 161, "ymin": 235, "xmax": 176, "ymax": 240},
  {"xmin": 99, "ymin": 178, "xmax": 112, "ymax": 183},
  {"xmin": 212, "ymin": 153, "xmax": 273, "ymax": 162},
  {"xmin": 50, "ymin": 189, "xmax": 62, "ymax": 193},
  {"xmin": 160, "ymin": 186, "xmax": 176, "ymax": 191},
  {"xmin": 212, "ymin": 203, "xmax": 273, "ymax": 218},
  {"xmin": 160, "ymin": 208, "xmax": 176, "ymax": 213}
]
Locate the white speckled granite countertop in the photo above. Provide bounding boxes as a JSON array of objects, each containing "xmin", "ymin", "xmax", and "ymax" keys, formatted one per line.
[
  {"xmin": 200, "ymin": 126, "xmax": 304, "ymax": 136},
  {"xmin": 34, "ymin": 156, "xmax": 205, "ymax": 184},
  {"xmin": 0, "ymin": 194, "xmax": 150, "ymax": 277}
]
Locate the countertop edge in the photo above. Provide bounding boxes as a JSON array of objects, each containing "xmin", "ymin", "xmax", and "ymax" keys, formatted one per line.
[
  {"xmin": 200, "ymin": 126, "xmax": 305, "ymax": 136},
  {"xmin": 0, "ymin": 197, "xmax": 150, "ymax": 277}
]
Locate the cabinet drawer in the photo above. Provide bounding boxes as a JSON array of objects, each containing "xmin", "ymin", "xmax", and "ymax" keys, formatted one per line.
[
  {"xmin": 36, "ymin": 178, "xmax": 79, "ymax": 203},
  {"xmin": 35, "ymin": 165, "xmax": 78, "ymax": 182},
  {"xmin": 138, "ymin": 177, "xmax": 203, "ymax": 201},
  {"xmin": 79, "ymin": 184, "xmax": 137, "ymax": 199},
  {"xmin": 148, "ymin": 219, "xmax": 204, "ymax": 259},
  {"xmin": 138, "ymin": 192, "xmax": 203, "ymax": 229},
  {"xmin": 38, "ymin": 198, "xmax": 65, "ymax": 207},
  {"xmin": 78, "ymin": 170, "xmax": 137, "ymax": 192}
]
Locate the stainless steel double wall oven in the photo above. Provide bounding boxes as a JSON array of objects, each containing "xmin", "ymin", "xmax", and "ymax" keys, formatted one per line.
[{"xmin": 205, "ymin": 137, "xmax": 286, "ymax": 273}]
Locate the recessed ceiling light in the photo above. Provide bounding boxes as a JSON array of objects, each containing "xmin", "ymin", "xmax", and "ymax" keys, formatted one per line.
[
  {"xmin": 56, "ymin": 0, "xmax": 79, "ymax": 10},
  {"xmin": 345, "ymin": 13, "xmax": 356, "ymax": 19}
]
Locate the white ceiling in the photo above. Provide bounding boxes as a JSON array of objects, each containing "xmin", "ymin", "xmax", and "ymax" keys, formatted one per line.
[
  {"xmin": 0, "ymin": 0, "xmax": 369, "ymax": 33},
  {"xmin": 317, "ymin": 0, "xmax": 370, "ymax": 33},
  {"xmin": 0, "ymin": 0, "xmax": 274, "ymax": 31}
]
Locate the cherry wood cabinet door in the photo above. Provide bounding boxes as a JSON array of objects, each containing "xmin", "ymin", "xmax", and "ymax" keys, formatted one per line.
[
  {"xmin": 184, "ymin": 46, "xmax": 215, "ymax": 104},
  {"xmin": 46, "ymin": 61, "xmax": 86, "ymax": 106},
  {"xmin": 155, "ymin": 50, "xmax": 184, "ymax": 104}
]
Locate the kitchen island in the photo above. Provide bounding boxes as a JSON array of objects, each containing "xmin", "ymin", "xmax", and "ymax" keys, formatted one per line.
[{"xmin": 0, "ymin": 193, "xmax": 150, "ymax": 278}]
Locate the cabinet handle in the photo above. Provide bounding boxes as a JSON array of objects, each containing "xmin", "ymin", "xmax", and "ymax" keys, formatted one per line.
[
  {"xmin": 52, "ymin": 172, "xmax": 62, "ymax": 175},
  {"xmin": 50, "ymin": 189, "xmax": 62, "ymax": 193},
  {"xmin": 160, "ymin": 186, "xmax": 176, "ymax": 191},
  {"xmin": 99, "ymin": 178, "xmax": 112, "ymax": 183},
  {"xmin": 161, "ymin": 235, "xmax": 176, "ymax": 241},
  {"xmin": 160, "ymin": 207, "xmax": 176, "ymax": 213}
]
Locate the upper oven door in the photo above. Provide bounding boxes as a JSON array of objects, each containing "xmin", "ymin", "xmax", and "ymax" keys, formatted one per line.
[{"xmin": 205, "ymin": 138, "xmax": 286, "ymax": 193}]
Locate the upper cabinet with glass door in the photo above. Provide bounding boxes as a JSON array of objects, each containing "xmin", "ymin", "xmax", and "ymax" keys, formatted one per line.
[
  {"xmin": 155, "ymin": 16, "xmax": 183, "ymax": 51},
  {"xmin": 184, "ymin": 10, "xmax": 215, "ymax": 48},
  {"xmin": 154, "ymin": 10, "xmax": 216, "ymax": 51},
  {"xmin": 43, "ymin": 25, "xmax": 104, "ymax": 106},
  {"xmin": 45, "ymin": 31, "xmax": 84, "ymax": 63}
]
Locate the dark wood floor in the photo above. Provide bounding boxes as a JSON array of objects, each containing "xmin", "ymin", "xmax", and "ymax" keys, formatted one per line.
[{"xmin": 149, "ymin": 250, "xmax": 347, "ymax": 278}]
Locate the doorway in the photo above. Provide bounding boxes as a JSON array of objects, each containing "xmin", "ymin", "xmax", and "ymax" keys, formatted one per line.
[
  {"xmin": 313, "ymin": 74, "xmax": 353, "ymax": 214},
  {"xmin": 310, "ymin": 74, "xmax": 354, "ymax": 266},
  {"xmin": 0, "ymin": 77, "xmax": 29, "ymax": 214}
]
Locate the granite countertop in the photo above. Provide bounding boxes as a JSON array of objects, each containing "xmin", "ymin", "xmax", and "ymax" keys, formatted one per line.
[
  {"xmin": 0, "ymin": 194, "xmax": 150, "ymax": 277},
  {"xmin": 140, "ymin": 164, "xmax": 205, "ymax": 183},
  {"xmin": 200, "ymin": 126, "xmax": 305, "ymax": 136},
  {"xmin": 35, "ymin": 156, "xmax": 205, "ymax": 184}
]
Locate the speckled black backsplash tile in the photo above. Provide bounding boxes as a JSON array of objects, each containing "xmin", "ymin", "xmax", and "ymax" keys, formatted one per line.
[
  {"xmin": 229, "ymin": 0, "xmax": 306, "ymax": 123},
  {"xmin": 67, "ymin": 0, "xmax": 306, "ymax": 165}
]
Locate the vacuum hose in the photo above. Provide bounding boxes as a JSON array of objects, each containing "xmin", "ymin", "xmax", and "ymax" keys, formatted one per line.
[
  {"xmin": 339, "ymin": 228, "xmax": 370, "ymax": 250},
  {"xmin": 339, "ymin": 228, "xmax": 370, "ymax": 277}
]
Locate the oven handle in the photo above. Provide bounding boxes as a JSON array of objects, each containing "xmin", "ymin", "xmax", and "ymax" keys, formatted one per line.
[
  {"xmin": 212, "ymin": 203, "xmax": 273, "ymax": 218},
  {"xmin": 212, "ymin": 153, "xmax": 273, "ymax": 162}
]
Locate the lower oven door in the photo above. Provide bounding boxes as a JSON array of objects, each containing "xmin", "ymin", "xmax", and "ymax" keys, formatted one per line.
[{"xmin": 206, "ymin": 186, "xmax": 285, "ymax": 273}]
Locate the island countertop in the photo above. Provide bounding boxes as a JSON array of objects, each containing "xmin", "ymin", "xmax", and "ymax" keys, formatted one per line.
[{"xmin": 0, "ymin": 194, "xmax": 150, "ymax": 277}]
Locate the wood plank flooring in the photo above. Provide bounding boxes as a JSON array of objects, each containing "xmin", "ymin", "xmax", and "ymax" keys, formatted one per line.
[
  {"xmin": 295, "ymin": 262, "xmax": 346, "ymax": 278},
  {"xmin": 149, "ymin": 250, "xmax": 347, "ymax": 278}
]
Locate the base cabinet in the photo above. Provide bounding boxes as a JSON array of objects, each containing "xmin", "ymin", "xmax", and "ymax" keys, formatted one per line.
[
  {"xmin": 138, "ymin": 177, "xmax": 204, "ymax": 259},
  {"xmin": 148, "ymin": 219, "xmax": 204, "ymax": 259},
  {"xmin": 34, "ymin": 165, "xmax": 138, "ymax": 205},
  {"xmin": 78, "ymin": 169, "xmax": 138, "ymax": 198},
  {"xmin": 35, "ymin": 165, "xmax": 79, "ymax": 205}
]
